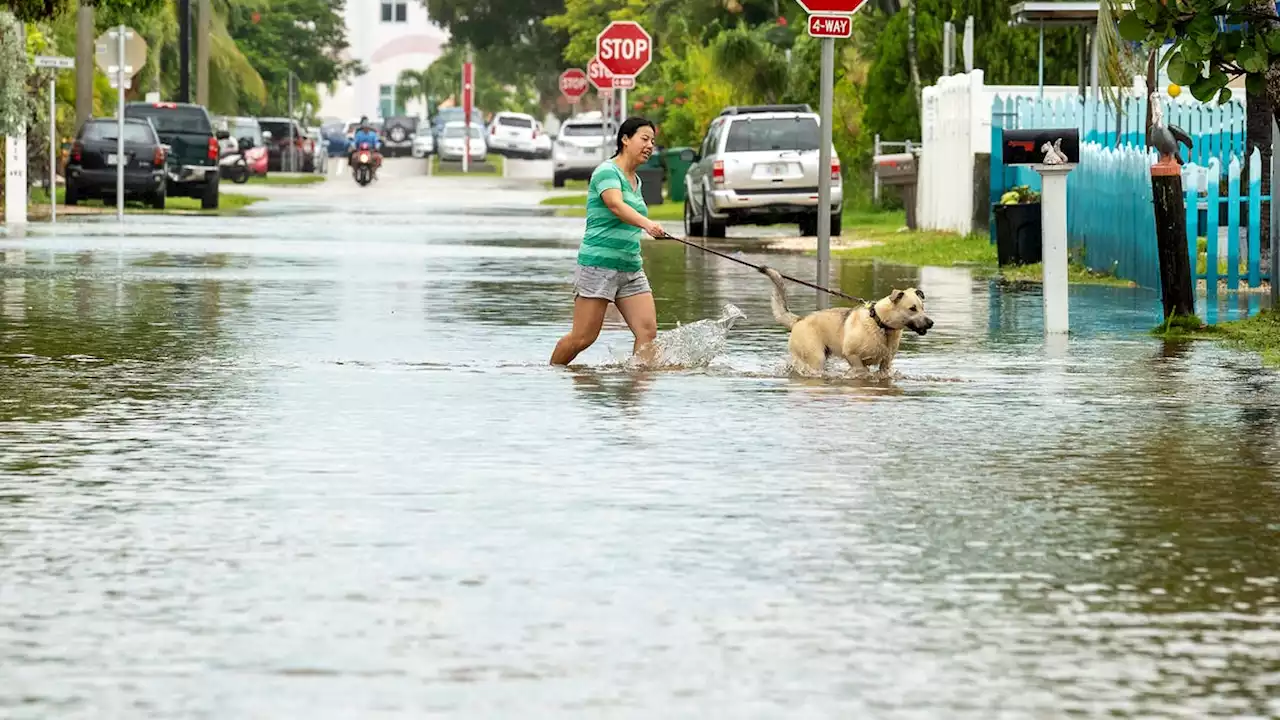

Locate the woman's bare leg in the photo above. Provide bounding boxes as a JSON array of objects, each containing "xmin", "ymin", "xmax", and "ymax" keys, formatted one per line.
[
  {"xmin": 615, "ymin": 291, "xmax": 658, "ymax": 364},
  {"xmin": 550, "ymin": 297, "xmax": 609, "ymax": 365}
]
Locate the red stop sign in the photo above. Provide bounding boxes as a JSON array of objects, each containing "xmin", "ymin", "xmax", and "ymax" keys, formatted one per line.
[
  {"xmin": 559, "ymin": 69, "xmax": 588, "ymax": 102},
  {"xmin": 595, "ymin": 21, "xmax": 652, "ymax": 78},
  {"xmin": 587, "ymin": 56, "xmax": 613, "ymax": 91},
  {"xmin": 794, "ymin": 0, "xmax": 868, "ymax": 16}
]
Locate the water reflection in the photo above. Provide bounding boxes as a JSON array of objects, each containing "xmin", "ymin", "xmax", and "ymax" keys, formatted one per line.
[{"xmin": 2, "ymin": 199, "xmax": 1280, "ymax": 717}]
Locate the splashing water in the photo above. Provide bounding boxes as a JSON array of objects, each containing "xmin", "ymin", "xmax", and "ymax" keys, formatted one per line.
[{"xmin": 611, "ymin": 303, "xmax": 746, "ymax": 370}]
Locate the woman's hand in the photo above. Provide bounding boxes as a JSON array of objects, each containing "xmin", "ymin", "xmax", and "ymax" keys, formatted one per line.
[{"xmin": 643, "ymin": 220, "xmax": 666, "ymax": 238}]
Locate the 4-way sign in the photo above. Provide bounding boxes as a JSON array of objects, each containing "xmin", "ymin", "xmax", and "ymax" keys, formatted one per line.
[
  {"xmin": 559, "ymin": 68, "xmax": 588, "ymax": 103},
  {"xmin": 807, "ymin": 13, "xmax": 853, "ymax": 37}
]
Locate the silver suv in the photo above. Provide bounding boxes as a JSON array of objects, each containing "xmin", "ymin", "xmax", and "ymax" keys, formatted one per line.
[
  {"xmin": 552, "ymin": 113, "xmax": 611, "ymax": 187},
  {"xmin": 683, "ymin": 104, "xmax": 842, "ymax": 238}
]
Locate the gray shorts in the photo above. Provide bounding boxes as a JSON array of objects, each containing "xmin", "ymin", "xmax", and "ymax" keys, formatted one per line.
[{"xmin": 573, "ymin": 264, "xmax": 652, "ymax": 301}]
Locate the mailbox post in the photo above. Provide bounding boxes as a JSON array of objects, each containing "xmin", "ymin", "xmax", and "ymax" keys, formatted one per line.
[
  {"xmin": 999, "ymin": 128, "xmax": 1079, "ymax": 335},
  {"xmin": 872, "ymin": 151, "xmax": 919, "ymax": 229}
]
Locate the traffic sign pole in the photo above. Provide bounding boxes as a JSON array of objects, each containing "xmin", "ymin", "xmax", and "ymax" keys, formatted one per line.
[
  {"xmin": 816, "ymin": 37, "xmax": 834, "ymax": 310},
  {"xmin": 117, "ymin": 25, "xmax": 125, "ymax": 223},
  {"xmin": 36, "ymin": 55, "xmax": 75, "ymax": 224}
]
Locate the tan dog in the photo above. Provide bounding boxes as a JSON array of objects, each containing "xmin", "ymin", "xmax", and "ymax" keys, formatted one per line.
[{"xmin": 761, "ymin": 266, "xmax": 933, "ymax": 375}]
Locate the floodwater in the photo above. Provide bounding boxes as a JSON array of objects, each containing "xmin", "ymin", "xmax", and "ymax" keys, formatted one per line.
[{"xmin": 2, "ymin": 161, "xmax": 1279, "ymax": 718}]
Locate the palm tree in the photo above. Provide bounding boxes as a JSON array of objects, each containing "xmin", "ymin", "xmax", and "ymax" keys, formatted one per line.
[{"xmin": 396, "ymin": 68, "xmax": 433, "ymax": 116}]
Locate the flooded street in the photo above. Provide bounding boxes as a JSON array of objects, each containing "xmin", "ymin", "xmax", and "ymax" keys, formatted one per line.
[{"xmin": 2, "ymin": 160, "xmax": 1279, "ymax": 718}]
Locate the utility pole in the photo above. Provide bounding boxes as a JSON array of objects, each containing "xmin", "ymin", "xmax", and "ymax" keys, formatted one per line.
[
  {"xmin": 179, "ymin": 0, "xmax": 191, "ymax": 102},
  {"xmin": 196, "ymin": 0, "xmax": 210, "ymax": 106},
  {"xmin": 75, "ymin": 3, "xmax": 94, "ymax": 126}
]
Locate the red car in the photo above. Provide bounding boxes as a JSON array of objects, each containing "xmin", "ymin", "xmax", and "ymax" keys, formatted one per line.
[{"xmin": 220, "ymin": 116, "xmax": 269, "ymax": 177}]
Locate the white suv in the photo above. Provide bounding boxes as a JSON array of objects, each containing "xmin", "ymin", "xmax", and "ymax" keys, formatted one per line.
[
  {"xmin": 683, "ymin": 104, "xmax": 842, "ymax": 238},
  {"xmin": 552, "ymin": 114, "xmax": 610, "ymax": 187},
  {"xmin": 487, "ymin": 111, "xmax": 540, "ymax": 158}
]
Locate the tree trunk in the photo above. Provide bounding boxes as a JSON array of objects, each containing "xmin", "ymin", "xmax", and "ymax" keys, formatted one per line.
[
  {"xmin": 1152, "ymin": 167, "xmax": 1196, "ymax": 319},
  {"xmin": 906, "ymin": 0, "xmax": 921, "ymax": 109}
]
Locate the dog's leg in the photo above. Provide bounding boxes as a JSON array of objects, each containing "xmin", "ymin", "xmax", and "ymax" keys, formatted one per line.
[{"xmin": 788, "ymin": 334, "xmax": 827, "ymax": 376}]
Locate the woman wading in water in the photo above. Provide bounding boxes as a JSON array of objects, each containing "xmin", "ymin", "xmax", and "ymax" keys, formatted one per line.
[{"xmin": 550, "ymin": 117, "xmax": 666, "ymax": 365}]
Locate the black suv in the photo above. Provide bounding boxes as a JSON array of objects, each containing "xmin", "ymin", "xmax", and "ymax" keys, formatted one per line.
[
  {"xmin": 381, "ymin": 115, "xmax": 419, "ymax": 157},
  {"xmin": 123, "ymin": 101, "xmax": 222, "ymax": 209}
]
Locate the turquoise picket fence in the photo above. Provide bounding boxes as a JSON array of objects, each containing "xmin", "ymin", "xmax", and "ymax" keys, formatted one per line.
[
  {"xmin": 1181, "ymin": 149, "xmax": 1269, "ymax": 293},
  {"xmin": 1065, "ymin": 143, "xmax": 1159, "ymax": 288},
  {"xmin": 990, "ymin": 93, "xmax": 1247, "ymax": 240},
  {"xmin": 1061, "ymin": 142, "xmax": 1269, "ymax": 292}
]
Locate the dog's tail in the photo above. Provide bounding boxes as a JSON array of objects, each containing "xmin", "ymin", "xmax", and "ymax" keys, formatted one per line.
[{"xmin": 758, "ymin": 265, "xmax": 800, "ymax": 329}]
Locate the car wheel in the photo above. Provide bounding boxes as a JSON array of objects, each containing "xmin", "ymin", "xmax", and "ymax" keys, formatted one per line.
[
  {"xmin": 64, "ymin": 181, "xmax": 79, "ymax": 206},
  {"xmin": 703, "ymin": 192, "xmax": 726, "ymax": 238},
  {"xmin": 799, "ymin": 212, "xmax": 817, "ymax": 237},
  {"xmin": 684, "ymin": 195, "xmax": 704, "ymax": 237},
  {"xmin": 148, "ymin": 186, "xmax": 166, "ymax": 210},
  {"xmin": 830, "ymin": 211, "xmax": 842, "ymax": 238},
  {"xmin": 201, "ymin": 178, "xmax": 219, "ymax": 210},
  {"xmin": 552, "ymin": 172, "xmax": 565, "ymax": 188}
]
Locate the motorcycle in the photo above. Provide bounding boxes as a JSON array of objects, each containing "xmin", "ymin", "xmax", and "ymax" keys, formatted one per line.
[
  {"xmin": 218, "ymin": 137, "xmax": 251, "ymax": 184},
  {"xmin": 351, "ymin": 142, "xmax": 377, "ymax": 186}
]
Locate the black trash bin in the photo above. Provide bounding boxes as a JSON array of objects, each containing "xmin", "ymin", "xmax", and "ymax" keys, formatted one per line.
[
  {"xmin": 993, "ymin": 202, "xmax": 1042, "ymax": 266},
  {"xmin": 637, "ymin": 167, "xmax": 665, "ymax": 207}
]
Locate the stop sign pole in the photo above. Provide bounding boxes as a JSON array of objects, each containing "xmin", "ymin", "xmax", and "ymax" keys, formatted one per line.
[
  {"xmin": 800, "ymin": 0, "xmax": 866, "ymax": 310},
  {"xmin": 461, "ymin": 54, "xmax": 474, "ymax": 173}
]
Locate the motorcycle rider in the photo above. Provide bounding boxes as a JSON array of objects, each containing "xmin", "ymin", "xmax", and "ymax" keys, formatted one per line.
[{"xmin": 347, "ymin": 116, "xmax": 382, "ymax": 171}]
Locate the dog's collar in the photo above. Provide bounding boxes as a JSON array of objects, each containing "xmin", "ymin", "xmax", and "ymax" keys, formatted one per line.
[{"xmin": 867, "ymin": 302, "xmax": 895, "ymax": 333}]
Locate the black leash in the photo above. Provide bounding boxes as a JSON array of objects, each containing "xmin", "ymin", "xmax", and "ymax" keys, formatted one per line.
[{"xmin": 659, "ymin": 232, "xmax": 865, "ymax": 304}]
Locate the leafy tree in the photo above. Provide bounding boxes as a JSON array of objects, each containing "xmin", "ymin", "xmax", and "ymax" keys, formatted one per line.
[
  {"xmin": 3, "ymin": 0, "xmax": 166, "ymax": 22},
  {"xmin": 224, "ymin": 0, "xmax": 362, "ymax": 114}
]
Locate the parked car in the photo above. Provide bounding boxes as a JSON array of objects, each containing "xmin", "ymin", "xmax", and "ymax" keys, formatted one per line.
[
  {"xmin": 412, "ymin": 130, "xmax": 434, "ymax": 158},
  {"xmin": 306, "ymin": 126, "xmax": 328, "ymax": 173},
  {"xmin": 552, "ymin": 115, "xmax": 609, "ymax": 187},
  {"xmin": 381, "ymin": 115, "xmax": 419, "ymax": 157},
  {"xmin": 683, "ymin": 103, "xmax": 842, "ymax": 238},
  {"xmin": 486, "ymin": 111, "xmax": 540, "ymax": 158},
  {"xmin": 218, "ymin": 115, "xmax": 268, "ymax": 177},
  {"xmin": 320, "ymin": 121, "xmax": 349, "ymax": 157},
  {"xmin": 431, "ymin": 107, "xmax": 486, "ymax": 150},
  {"xmin": 122, "ymin": 101, "xmax": 220, "ymax": 209},
  {"xmin": 532, "ymin": 121, "xmax": 552, "ymax": 159},
  {"xmin": 437, "ymin": 121, "xmax": 487, "ymax": 163},
  {"xmin": 64, "ymin": 116, "xmax": 169, "ymax": 208},
  {"xmin": 257, "ymin": 117, "xmax": 313, "ymax": 172}
]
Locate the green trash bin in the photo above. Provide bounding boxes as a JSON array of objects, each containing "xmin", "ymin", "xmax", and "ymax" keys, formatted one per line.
[{"xmin": 663, "ymin": 147, "xmax": 696, "ymax": 203}]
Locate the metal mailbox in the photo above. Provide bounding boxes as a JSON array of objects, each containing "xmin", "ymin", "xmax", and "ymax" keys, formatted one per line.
[
  {"xmin": 1000, "ymin": 128, "xmax": 1080, "ymax": 166},
  {"xmin": 874, "ymin": 151, "xmax": 916, "ymax": 185}
]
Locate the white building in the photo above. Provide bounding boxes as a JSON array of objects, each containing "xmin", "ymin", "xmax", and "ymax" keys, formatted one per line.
[{"xmin": 317, "ymin": 0, "xmax": 450, "ymax": 122}]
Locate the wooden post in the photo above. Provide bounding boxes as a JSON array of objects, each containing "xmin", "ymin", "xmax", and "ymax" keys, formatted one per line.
[{"xmin": 1152, "ymin": 160, "xmax": 1196, "ymax": 318}]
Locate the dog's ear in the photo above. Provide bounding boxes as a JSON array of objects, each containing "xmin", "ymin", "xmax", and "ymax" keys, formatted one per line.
[
  {"xmin": 892, "ymin": 290, "xmax": 905, "ymax": 303},
  {"xmin": 915, "ymin": 288, "xmax": 925, "ymax": 300}
]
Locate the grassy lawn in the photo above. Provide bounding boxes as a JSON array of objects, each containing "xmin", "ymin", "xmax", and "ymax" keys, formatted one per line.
[
  {"xmin": 246, "ymin": 174, "xmax": 326, "ymax": 186},
  {"xmin": 1151, "ymin": 310, "xmax": 1280, "ymax": 367},
  {"xmin": 29, "ymin": 186, "xmax": 264, "ymax": 215},
  {"xmin": 430, "ymin": 154, "xmax": 504, "ymax": 176},
  {"xmin": 832, "ymin": 208, "xmax": 1135, "ymax": 287},
  {"xmin": 540, "ymin": 192, "xmax": 682, "ymax": 221}
]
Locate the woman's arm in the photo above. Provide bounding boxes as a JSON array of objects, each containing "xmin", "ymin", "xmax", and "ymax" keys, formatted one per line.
[{"xmin": 601, "ymin": 188, "xmax": 665, "ymax": 238}]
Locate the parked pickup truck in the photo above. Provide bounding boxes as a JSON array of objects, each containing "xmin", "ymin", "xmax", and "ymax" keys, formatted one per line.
[{"xmin": 123, "ymin": 101, "xmax": 222, "ymax": 209}]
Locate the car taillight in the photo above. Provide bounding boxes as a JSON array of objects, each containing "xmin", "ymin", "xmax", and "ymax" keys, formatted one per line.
[
  {"xmin": 712, "ymin": 160, "xmax": 724, "ymax": 186},
  {"xmin": 490, "ymin": 125, "xmax": 496, "ymax": 135},
  {"xmin": 71, "ymin": 142, "xmax": 82, "ymax": 163},
  {"xmin": 831, "ymin": 158, "xmax": 840, "ymax": 181},
  {"xmin": 532, "ymin": 128, "xmax": 538, "ymax": 139},
  {"xmin": 207, "ymin": 136, "xmax": 219, "ymax": 160},
  {"xmin": 153, "ymin": 147, "xmax": 165, "ymax": 167}
]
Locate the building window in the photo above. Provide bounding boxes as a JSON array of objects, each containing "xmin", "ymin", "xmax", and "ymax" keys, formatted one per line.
[
  {"xmin": 379, "ymin": 85, "xmax": 405, "ymax": 118},
  {"xmin": 380, "ymin": 0, "xmax": 406, "ymax": 22}
]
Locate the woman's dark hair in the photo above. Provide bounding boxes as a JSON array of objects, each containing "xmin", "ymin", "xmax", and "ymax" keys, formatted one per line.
[{"xmin": 613, "ymin": 116, "xmax": 656, "ymax": 157}]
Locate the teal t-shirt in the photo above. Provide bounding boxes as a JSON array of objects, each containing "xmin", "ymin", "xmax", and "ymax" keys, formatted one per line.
[{"xmin": 577, "ymin": 161, "xmax": 647, "ymax": 272}]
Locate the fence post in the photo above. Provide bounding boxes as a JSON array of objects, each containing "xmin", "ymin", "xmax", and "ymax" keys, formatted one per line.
[
  {"xmin": 873, "ymin": 133, "xmax": 881, "ymax": 205},
  {"xmin": 1249, "ymin": 148, "xmax": 1262, "ymax": 288},
  {"xmin": 1227, "ymin": 155, "xmax": 1241, "ymax": 290}
]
